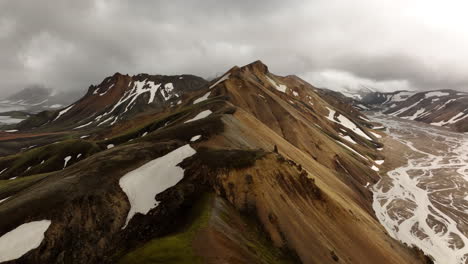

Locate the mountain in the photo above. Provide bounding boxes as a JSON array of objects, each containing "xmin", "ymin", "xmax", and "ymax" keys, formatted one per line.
[
  {"xmin": 0, "ymin": 61, "xmax": 431, "ymax": 264},
  {"xmin": 13, "ymin": 73, "xmax": 207, "ymax": 131},
  {"xmin": 361, "ymin": 90, "xmax": 416, "ymax": 108},
  {"xmin": 383, "ymin": 90, "xmax": 468, "ymax": 132},
  {"xmin": 0, "ymin": 86, "xmax": 82, "ymax": 112},
  {"xmin": 323, "ymin": 85, "xmax": 376, "ymax": 101}
]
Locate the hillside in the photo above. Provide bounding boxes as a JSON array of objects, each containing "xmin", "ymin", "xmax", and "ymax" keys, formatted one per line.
[{"xmin": 0, "ymin": 61, "xmax": 431, "ymax": 264}]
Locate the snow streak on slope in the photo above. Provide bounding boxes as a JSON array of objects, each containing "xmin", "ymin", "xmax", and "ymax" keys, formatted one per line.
[
  {"xmin": 326, "ymin": 107, "xmax": 372, "ymax": 140},
  {"xmin": 370, "ymin": 114, "xmax": 468, "ymax": 264}
]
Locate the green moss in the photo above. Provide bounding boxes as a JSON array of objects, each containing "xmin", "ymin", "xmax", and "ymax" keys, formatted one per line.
[
  {"xmin": 118, "ymin": 194, "xmax": 213, "ymax": 264},
  {"xmin": 0, "ymin": 139, "xmax": 101, "ymax": 178},
  {"xmin": 0, "ymin": 173, "xmax": 49, "ymax": 198}
]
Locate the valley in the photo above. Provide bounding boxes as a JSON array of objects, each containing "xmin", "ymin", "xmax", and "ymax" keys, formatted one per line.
[{"xmin": 370, "ymin": 113, "xmax": 468, "ymax": 264}]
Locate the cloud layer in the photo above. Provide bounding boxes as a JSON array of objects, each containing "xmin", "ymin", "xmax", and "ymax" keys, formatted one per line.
[{"xmin": 1, "ymin": 0, "xmax": 468, "ymax": 97}]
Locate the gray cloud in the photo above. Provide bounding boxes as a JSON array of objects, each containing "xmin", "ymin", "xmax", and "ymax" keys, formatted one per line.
[{"xmin": 1, "ymin": 0, "xmax": 468, "ymax": 98}]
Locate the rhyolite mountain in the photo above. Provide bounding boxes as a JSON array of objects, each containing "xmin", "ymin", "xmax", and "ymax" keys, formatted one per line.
[
  {"xmin": 0, "ymin": 61, "xmax": 432, "ymax": 264},
  {"xmin": 14, "ymin": 73, "xmax": 207, "ymax": 131}
]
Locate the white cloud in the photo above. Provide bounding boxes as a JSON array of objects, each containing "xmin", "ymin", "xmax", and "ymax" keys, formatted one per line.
[{"xmin": 300, "ymin": 70, "xmax": 411, "ymax": 93}]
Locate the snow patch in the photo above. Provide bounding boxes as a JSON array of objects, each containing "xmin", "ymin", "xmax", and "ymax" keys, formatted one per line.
[
  {"xmin": 209, "ymin": 73, "xmax": 230, "ymax": 89},
  {"xmin": 73, "ymin": 121, "xmax": 93, "ymax": 130},
  {"xmin": 424, "ymin": 91, "xmax": 450, "ymax": 98},
  {"xmin": 0, "ymin": 220, "xmax": 51, "ymax": 262},
  {"xmin": 266, "ymin": 76, "xmax": 287, "ymax": 93},
  {"xmin": 0, "ymin": 196, "xmax": 10, "ymax": 204},
  {"xmin": 371, "ymin": 131, "xmax": 382, "ymax": 139},
  {"xmin": 63, "ymin": 156, "xmax": 72, "ymax": 168},
  {"xmin": 193, "ymin": 92, "xmax": 211, "ymax": 104},
  {"xmin": 184, "ymin": 110, "xmax": 212, "ymax": 123},
  {"xmin": 190, "ymin": 135, "xmax": 201, "ymax": 142},
  {"xmin": 119, "ymin": 145, "xmax": 196, "ymax": 228},
  {"xmin": 375, "ymin": 160, "xmax": 385, "ymax": 165},
  {"xmin": 53, "ymin": 105, "xmax": 74, "ymax": 121}
]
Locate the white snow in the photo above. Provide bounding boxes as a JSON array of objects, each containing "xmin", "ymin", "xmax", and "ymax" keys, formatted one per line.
[
  {"xmin": 0, "ymin": 220, "xmax": 51, "ymax": 262},
  {"xmin": 371, "ymin": 165, "xmax": 380, "ymax": 171},
  {"xmin": 193, "ymin": 92, "xmax": 211, "ymax": 104},
  {"xmin": 370, "ymin": 131, "xmax": 382, "ymax": 139},
  {"xmin": 99, "ymin": 84, "xmax": 114, "ymax": 96},
  {"xmin": 292, "ymin": 91, "xmax": 299, "ymax": 97},
  {"xmin": 9, "ymin": 177, "xmax": 17, "ymax": 180},
  {"xmin": 53, "ymin": 105, "xmax": 74, "ymax": 121},
  {"xmin": 107, "ymin": 144, "xmax": 115, "ymax": 149},
  {"xmin": 49, "ymin": 104, "xmax": 62, "ymax": 109},
  {"xmin": 375, "ymin": 160, "xmax": 385, "ymax": 165},
  {"xmin": 424, "ymin": 91, "xmax": 450, "ymax": 98},
  {"xmin": 119, "ymin": 144, "xmax": 196, "ymax": 228},
  {"xmin": 80, "ymin": 135, "xmax": 90, "ymax": 139},
  {"xmin": 73, "ymin": 121, "xmax": 93, "ymax": 130},
  {"xmin": 336, "ymin": 141, "xmax": 368, "ymax": 161},
  {"xmin": 391, "ymin": 91, "xmax": 416, "ymax": 102},
  {"xmin": 402, "ymin": 108, "xmax": 427, "ymax": 120},
  {"xmin": 340, "ymin": 135, "xmax": 357, "ymax": 144},
  {"xmin": 160, "ymin": 83, "xmax": 176, "ymax": 101},
  {"xmin": 0, "ymin": 168, "xmax": 7, "ymax": 175},
  {"xmin": 184, "ymin": 110, "xmax": 212, "ymax": 123},
  {"xmin": 77, "ymin": 154, "xmax": 82, "ymax": 159},
  {"xmin": 431, "ymin": 112, "xmax": 468, "ymax": 127},
  {"xmin": 266, "ymin": 76, "xmax": 287, "ymax": 93},
  {"xmin": 390, "ymin": 99, "xmax": 424, "ymax": 116},
  {"xmin": 63, "ymin": 156, "xmax": 72, "ymax": 168},
  {"xmin": 98, "ymin": 116, "xmax": 115, "ymax": 126},
  {"xmin": 102, "ymin": 79, "xmax": 162, "ymax": 118},
  {"xmin": 190, "ymin": 135, "xmax": 201, "ymax": 142},
  {"xmin": 4, "ymin": 130, "xmax": 18, "ymax": 133},
  {"xmin": 326, "ymin": 107, "xmax": 336, "ymax": 122},
  {"xmin": 359, "ymin": 115, "xmax": 371, "ymax": 122},
  {"xmin": 357, "ymin": 104, "xmax": 369, "ymax": 110},
  {"xmin": 0, "ymin": 196, "xmax": 10, "ymax": 204},
  {"xmin": 209, "ymin": 73, "xmax": 230, "ymax": 89},
  {"xmin": 326, "ymin": 107, "xmax": 373, "ymax": 141}
]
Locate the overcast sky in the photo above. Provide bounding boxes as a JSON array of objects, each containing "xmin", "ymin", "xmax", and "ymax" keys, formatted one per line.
[{"xmin": 1, "ymin": 0, "xmax": 468, "ymax": 97}]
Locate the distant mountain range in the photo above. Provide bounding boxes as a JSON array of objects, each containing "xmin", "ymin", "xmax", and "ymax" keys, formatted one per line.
[
  {"xmin": 0, "ymin": 86, "xmax": 83, "ymax": 126},
  {"xmin": 336, "ymin": 88, "xmax": 468, "ymax": 133},
  {"xmin": 0, "ymin": 86, "xmax": 82, "ymax": 113}
]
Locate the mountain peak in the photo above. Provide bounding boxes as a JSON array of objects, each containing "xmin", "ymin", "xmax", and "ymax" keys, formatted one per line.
[{"xmin": 242, "ymin": 60, "xmax": 269, "ymax": 73}]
